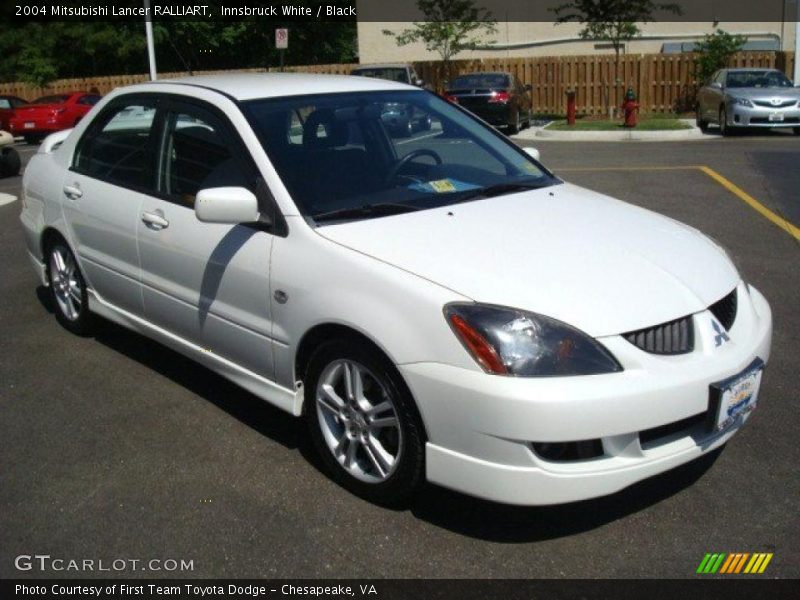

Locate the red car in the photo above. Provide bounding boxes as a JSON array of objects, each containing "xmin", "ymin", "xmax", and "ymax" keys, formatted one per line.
[
  {"xmin": 9, "ymin": 92, "xmax": 101, "ymax": 143},
  {"xmin": 0, "ymin": 95, "xmax": 29, "ymax": 131}
]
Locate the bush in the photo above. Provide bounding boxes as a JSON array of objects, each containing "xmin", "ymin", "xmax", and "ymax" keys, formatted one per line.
[{"xmin": 694, "ymin": 30, "xmax": 747, "ymax": 85}]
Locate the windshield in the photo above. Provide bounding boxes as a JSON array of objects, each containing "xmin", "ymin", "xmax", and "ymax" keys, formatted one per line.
[
  {"xmin": 351, "ymin": 68, "xmax": 409, "ymax": 84},
  {"xmin": 243, "ymin": 90, "xmax": 556, "ymax": 223},
  {"xmin": 726, "ymin": 71, "xmax": 793, "ymax": 88},
  {"xmin": 449, "ymin": 74, "xmax": 510, "ymax": 90}
]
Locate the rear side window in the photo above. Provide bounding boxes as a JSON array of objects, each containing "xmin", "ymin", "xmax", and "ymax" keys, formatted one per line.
[
  {"xmin": 78, "ymin": 95, "xmax": 102, "ymax": 106},
  {"xmin": 158, "ymin": 105, "xmax": 252, "ymax": 207},
  {"xmin": 0, "ymin": 99, "xmax": 10, "ymax": 109},
  {"xmin": 32, "ymin": 95, "xmax": 69, "ymax": 104},
  {"xmin": 74, "ymin": 102, "xmax": 156, "ymax": 188}
]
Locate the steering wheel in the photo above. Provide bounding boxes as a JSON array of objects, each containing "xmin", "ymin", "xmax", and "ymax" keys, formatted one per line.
[{"xmin": 385, "ymin": 149, "xmax": 442, "ymax": 184}]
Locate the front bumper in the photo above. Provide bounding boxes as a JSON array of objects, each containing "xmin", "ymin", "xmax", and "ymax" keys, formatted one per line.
[
  {"xmin": 400, "ymin": 283, "xmax": 772, "ymax": 505},
  {"xmin": 729, "ymin": 102, "xmax": 800, "ymax": 128}
]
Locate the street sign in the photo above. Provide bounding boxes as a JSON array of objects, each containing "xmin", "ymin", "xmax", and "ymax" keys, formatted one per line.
[{"xmin": 275, "ymin": 28, "xmax": 289, "ymax": 49}]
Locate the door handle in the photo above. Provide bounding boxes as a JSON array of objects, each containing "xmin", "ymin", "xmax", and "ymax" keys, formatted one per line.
[
  {"xmin": 141, "ymin": 210, "xmax": 169, "ymax": 230},
  {"xmin": 63, "ymin": 184, "xmax": 82, "ymax": 200}
]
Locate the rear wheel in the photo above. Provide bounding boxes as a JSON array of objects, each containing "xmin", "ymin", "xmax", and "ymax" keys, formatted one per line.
[
  {"xmin": 24, "ymin": 135, "xmax": 42, "ymax": 145},
  {"xmin": 45, "ymin": 241, "xmax": 94, "ymax": 335},
  {"xmin": 508, "ymin": 110, "xmax": 521, "ymax": 135},
  {"xmin": 0, "ymin": 146, "xmax": 20, "ymax": 176},
  {"xmin": 305, "ymin": 338, "xmax": 425, "ymax": 506},
  {"xmin": 794, "ymin": 127, "xmax": 800, "ymax": 136}
]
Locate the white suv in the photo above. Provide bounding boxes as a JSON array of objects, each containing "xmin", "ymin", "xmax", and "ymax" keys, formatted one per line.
[{"xmin": 20, "ymin": 74, "xmax": 772, "ymax": 506}]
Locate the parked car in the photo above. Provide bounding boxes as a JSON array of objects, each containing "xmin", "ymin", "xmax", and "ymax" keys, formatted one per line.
[
  {"xmin": 9, "ymin": 92, "xmax": 102, "ymax": 144},
  {"xmin": 351, "ymin": 63, "xmax": 425, "ymax": 87},
  {"xmin": 696, "ymin": 68, "xmax": 800, "ymax": 136},
  {"xmin": 0, "ymin": 95, "xmax": 28, "ymax": 131},
  {"xmin": 0, "ymin": 129, "xmax": 21, "ymax": 177},
  {"xmin": 444, "ymin": 72, "xmax": 533, "ymax": 133},
  {"xmin": 21, "ymin": 74, "xmax": 771, "ymax": 507}
]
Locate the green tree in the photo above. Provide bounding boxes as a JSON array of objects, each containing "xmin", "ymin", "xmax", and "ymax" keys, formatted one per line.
[
  {"xmin": 383, "ymin": 0, "xmax": 497, "ymax": 83},
  {"xmin": 694, "ymin": 30, "xmax": 747, "ymax": 85},
  {"xmin": 552, "ymin": 0, "xmax": 681, "ymax": 114},
  {"xmin": 552, "ymin": 0, "xmax": 682, "ymax": 59}
]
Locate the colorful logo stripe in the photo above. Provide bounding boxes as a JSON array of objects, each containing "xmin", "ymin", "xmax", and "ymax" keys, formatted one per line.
[{"xmin": 697, "ymin": 553, "xmax": 773, "ymax": 574}]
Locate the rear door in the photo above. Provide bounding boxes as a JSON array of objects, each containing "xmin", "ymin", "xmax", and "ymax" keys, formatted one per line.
[
  {"xmin": 64, "ymin": 95, "xmax": 160, "ymax": 315},
  {"xmin": 137, "ymin": 96, "xmax": 278, "ymax": 379}
]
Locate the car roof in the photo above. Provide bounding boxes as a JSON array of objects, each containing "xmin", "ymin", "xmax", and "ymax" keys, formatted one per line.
[
  {"xmin": 722, "ymin": 68, "xmax": 780, "ymax": 73},
  {"xmin": 452, "ymin": 71, "xmax": 510, "ymax": 77},
  {"xmin": 152, "ymin": 73, "xmax": 412, "ymax": 101}
]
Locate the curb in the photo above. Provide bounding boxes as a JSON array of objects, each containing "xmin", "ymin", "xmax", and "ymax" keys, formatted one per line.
[{"xmin": 514, "ymin": 120, "xmax": 708, "ymax": 142}]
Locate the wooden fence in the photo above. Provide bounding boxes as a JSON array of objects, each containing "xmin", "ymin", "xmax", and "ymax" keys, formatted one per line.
[{"xmin": 0, "ymin": 52, "xmax": 794, "ymax": 115}]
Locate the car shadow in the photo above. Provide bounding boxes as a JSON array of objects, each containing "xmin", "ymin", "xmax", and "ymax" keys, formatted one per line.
[
  {"xmin": 410, "ymin": 448, "xmax": 722, "ymax": 542},
  {"xmin": 36, "ymin": 286, "xmax": 723, "ymax": 540},
  {"xmin": 36, "ymin": 286, "xmax": 302, "ymax": 450}
]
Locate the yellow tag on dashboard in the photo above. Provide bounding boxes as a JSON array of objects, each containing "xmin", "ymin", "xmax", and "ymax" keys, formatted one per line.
[{"xmin": 429, "ymin": 179, "xmax": 456, "ymax": 193}]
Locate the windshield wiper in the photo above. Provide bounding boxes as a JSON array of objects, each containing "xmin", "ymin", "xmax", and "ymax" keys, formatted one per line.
[
  {"xmin": 313, "ymin": 202, "xmax": 421, "ymax": 223},
  {"xmin": 453, "ymin": 182, "xmax": 546, "ymax": 203}
]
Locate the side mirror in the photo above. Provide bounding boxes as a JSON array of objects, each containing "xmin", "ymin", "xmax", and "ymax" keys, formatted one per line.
[
  {"xmin": 195, "ymin": 187, "xmax": 260, "ymax": 224},
  {"xmin": 415, "ymin": 79, "xmax": 424, "ymax": 87},
  {"xmin": 524, "ymin": 84, "xmax": 532, "ymax": 92},
  {"xmin": 524, "ymin": 147, "xmax": 541, "ymax": 161},
  {"xmin": 710, "ymin": 82, "xmax": 722, "ymax": 90}
]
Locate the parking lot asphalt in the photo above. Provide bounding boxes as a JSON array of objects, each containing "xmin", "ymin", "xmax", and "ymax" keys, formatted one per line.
[{"xmin": 1, "ymin": 134, "xmax": 798, "ymax": 579}]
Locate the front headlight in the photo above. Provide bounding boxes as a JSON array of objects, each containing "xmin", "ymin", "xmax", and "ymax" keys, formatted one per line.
[
  {"xmin": 730, "ymin": 97, "xmax": 753, "ymax": 107},
  {"xmin": 444, "ymin": 303, "xmax": 622, "ymax": 377}
]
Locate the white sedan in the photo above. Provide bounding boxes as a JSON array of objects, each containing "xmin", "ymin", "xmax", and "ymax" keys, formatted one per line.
[{"xmin": 19, "ymin": 74, "xmax": 772, "ymax": 506}]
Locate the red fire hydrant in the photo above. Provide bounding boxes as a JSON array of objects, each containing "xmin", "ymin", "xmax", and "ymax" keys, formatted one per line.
[
  {"xmin": 622, "ymin": 88, "xmax": 639, "ymax": 128},
  {"xmin": 566, "ymin": 89, "xmax": 577, "ymax": 126}
]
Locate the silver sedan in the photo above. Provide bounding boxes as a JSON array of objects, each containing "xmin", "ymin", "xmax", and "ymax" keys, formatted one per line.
[{"xmin": 696, "ymin": 68, "xmax": 800, "ymax": 136}]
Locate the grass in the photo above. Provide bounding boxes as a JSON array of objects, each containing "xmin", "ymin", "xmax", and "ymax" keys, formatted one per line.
[{"xmin": 547, "ymin": 114, "xmax": 692, "ymax": 131}]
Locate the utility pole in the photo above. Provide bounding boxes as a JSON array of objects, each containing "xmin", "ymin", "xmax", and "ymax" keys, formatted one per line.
[
  {"xmin": 144, "ymin": 0, "xmax": 158, "ymax": 80},
  {"xmin": 795, "ymin": 13, "xmax": 799, "ymax": 83}
]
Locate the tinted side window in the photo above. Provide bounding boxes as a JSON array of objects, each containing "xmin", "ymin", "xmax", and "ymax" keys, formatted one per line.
[
  {"xmin": 78, "ymin": 95, "xmax": 102, "ymax": 106},
  {"xmin": 159, "ymin": 106, "xmax": 252, "ymax": 207},
  {"xmin": 74, "ymin": 102, "xmax": 156, "ymax": 188}
]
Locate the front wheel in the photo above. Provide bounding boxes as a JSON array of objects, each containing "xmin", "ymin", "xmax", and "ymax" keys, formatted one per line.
[
  {"xmin": 46, "ymin": 241, "xmax": 94, "ymax": 335},
  {"xmin": 719, "ymin": 107, "xmax": 734, "ymax": 136},
  {"xmin": 793, "ymin": 127, "xmax": 800, "ymax": 136},
  {"xmin": 305, "ymin": 339, "xmax": 425, "ymax": 506}
]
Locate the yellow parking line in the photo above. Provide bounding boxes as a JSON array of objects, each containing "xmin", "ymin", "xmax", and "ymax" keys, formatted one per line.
[
  {"xmin": 554, "ymin": 165, "xmax": 800, "ymax": 241},
  {"xmin": 698, "ymin": 166, "xmax": 800, "ymax": 241}
]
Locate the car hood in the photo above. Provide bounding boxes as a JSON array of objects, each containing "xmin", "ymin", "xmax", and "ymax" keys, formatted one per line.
[
  {"xmin": 726, "ymin": 87, "xmax": 800, "ymax": 100},
  {"xmin": 316, "ymin": 183, "xmax": 740, "ymax": 337}
]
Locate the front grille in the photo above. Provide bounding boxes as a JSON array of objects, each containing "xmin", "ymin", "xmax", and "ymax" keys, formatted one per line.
[
  {"xmin": 709, "ymin": 289, "xmax": 738, "ymax": 331},
  {"xmin": 753, "ymin": 100, "xmax": 797, "ymax": 108},
  {"xmin": 624, "ymin": 316, "xmax": 694, "ymax": 355}
]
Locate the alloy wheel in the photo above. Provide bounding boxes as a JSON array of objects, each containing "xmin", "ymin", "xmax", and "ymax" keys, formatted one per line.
[
  {"xmin": 315, "ymin": 359, "xmax": 402, "ymax": 483},
  {"xmin": 49, "ymin": 245, "xmax": 82, "ymax": 321}
]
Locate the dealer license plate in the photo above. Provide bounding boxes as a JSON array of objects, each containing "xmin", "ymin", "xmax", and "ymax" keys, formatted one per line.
[
  {"xmin": 24, "ymin": 122, "xmax": 35, "ymax": 129},
  {"xmin": 709, "ymin": 359, "xmax": 764, "ymax": 432},
  {"xmin": 768, "ymin": 113, "xmax": 784, "ymax": 122}
]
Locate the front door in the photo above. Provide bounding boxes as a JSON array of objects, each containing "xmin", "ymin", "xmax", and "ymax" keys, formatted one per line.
[
  {"xmin": 64, "ymin": 97, "xmax": 159, "ymax": 315},
  {"xmin": 137, "ymin": 98, "xmax": 276, "ymax": 379}
]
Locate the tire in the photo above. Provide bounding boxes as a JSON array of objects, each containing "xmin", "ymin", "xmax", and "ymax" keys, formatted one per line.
[
  {"xmin": 508, "ymin": 110, "xmax": 521, "ymax": 135},
  {"xmin": 793, "ymin": 127, "xmax": 800, "ymax": 136},
  {"xmin": 24, "ymin": 135, "xmax": 42, "ymax": 145},
  {"xmin": 45, "ymin": 240, "xmax": 94, "ymax": 335},
  {"xmin": 719, "ymin": 107, "xmax": 733, "ymax": 137},
  {"xmin": 304, "ymin": 338, "xmax": 425, "ymax": 506},
  {"xmin": 0, "ymin": 146, "xmax": 21, "ymax": 177},
  {"xmin": 696, "ymin": 110, "xmax": 709, "ymax": 133}
]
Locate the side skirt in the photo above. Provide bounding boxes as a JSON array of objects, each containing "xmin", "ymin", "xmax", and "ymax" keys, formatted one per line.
[{"xmin": 87, "ymin": 289, "xmax": 304, "ymax": 416}]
